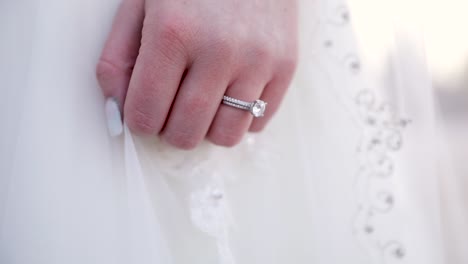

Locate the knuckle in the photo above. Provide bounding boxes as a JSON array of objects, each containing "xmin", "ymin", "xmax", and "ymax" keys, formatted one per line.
[
  {"xmin": 208, "ymin": 128, "xmax": 243, "ymax": 148},
  {"xmin": 276, "ymin": 42, "xmax": 299, "ymax": 75},
  {"xmin": 249, "ymin": 122, "xmax": 266, "ymax": 133},
  {"xmin": 207, "ymin": 33, "xmax": 237, "ymax": 61},
  {"xmin": 249, "ymin": 42, "xmax": 275, "ymax": 65},
  {"xmin": 277, "ymin": 54, "xmax": 299, "ymax": 75},
  {"xmin": 252, "ymin": 44, "xmax": 274, "ymax": 64},
  {"xmin": 96, "ymin": 59, "xmax": 124, "ymax": 83},
  {"xmin": 185, "ymin": 94, "xmax": 211, "ymax": 114},
  {"xmin": 150, "ymin": 13, "xmax": 193, "ymax": 48},
  {"xmin": 141, "ymin": 13, "xmax": 194, "ymax": 61},
  {"xmin": 164, "ymin": 131, "xmax": 199, "ymax": 150},
  {"xmin": 159, "ymin": 19, "xmax": 188, "ymax": 45},
  {"xmin": 124, "ymin": 106, "xmax": 159, "ymax": 135},
  {"xmin": 96, "ymin": 59, "xmax": 130, "ymax": 97}
]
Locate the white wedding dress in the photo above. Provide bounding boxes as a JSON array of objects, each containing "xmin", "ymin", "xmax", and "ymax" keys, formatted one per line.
[{"xmin": 1, "ymin": 0, "xmax": 466, "ymax": 263}]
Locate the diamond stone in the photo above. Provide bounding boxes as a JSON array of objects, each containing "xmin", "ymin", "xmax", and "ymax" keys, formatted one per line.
[{"xmin": 251, "ymin": 100, "xmax": 266, "ymax": 117}]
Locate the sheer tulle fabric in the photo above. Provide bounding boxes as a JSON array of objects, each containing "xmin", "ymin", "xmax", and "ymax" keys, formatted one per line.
[{"xmin": 0, "ymin": 0, "xmax": 464, "ymax": 263}]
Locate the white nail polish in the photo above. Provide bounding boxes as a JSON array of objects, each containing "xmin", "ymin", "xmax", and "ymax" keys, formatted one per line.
[{"xmin": 105, "ymin": 98, "xmax": 123, "ymax": 137}]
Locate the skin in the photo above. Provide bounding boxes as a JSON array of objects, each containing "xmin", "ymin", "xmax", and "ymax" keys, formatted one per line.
[{"xmin": 96, "ymin": 0, "xmax": 298, "ymax": 149}]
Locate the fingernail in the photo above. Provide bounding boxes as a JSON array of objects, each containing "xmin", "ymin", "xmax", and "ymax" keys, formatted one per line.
[{"xmin": 105, "ymin": 98, "xmax": 123, "ymax": 137}]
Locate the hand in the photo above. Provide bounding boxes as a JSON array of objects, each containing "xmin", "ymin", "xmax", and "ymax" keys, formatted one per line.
[{"xmin": 97, "ymin": 0, "xmax": 298, "ymax": 149}]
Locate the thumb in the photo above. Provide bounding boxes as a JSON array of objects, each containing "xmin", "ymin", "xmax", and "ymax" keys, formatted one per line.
[{"xmin": 96, "ymin": 0, "xmax": 144, "ymax": 109}]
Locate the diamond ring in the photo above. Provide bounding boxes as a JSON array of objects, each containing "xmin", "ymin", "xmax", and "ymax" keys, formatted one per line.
[{"xmin": 222, "ymin": 95, "xmax": 267, "ymax": 118}]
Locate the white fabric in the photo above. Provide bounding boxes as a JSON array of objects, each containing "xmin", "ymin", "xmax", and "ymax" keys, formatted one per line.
[{"xmin": 0, "ymin": 0, "xmax": 464, "ymax": 263}]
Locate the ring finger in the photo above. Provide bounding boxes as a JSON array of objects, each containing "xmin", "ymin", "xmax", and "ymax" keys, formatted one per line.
[{"xmin": 207, "ymin": 73, "xmax": 269, "ymax": 147}]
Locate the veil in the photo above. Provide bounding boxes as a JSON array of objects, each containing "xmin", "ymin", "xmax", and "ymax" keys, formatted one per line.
[{"xmin": 0, "ymin": 0, "xmax": 464, "ymax": 263}]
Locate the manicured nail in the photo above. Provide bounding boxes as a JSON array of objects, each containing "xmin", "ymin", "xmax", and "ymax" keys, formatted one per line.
[{"xmin": 105, "ymin": 98, "xmax": 123, "ymax": 137}]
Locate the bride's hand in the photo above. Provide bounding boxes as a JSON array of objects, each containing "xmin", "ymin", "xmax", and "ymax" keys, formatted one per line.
[{"xmin": 97, "ymin": 0, "xmax": 298, "ymax": 149}]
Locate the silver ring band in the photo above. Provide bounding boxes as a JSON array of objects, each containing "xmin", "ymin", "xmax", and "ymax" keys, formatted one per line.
[{"xmin": 222, "ymin": 95, "xmax": 267, "ymax": 118}]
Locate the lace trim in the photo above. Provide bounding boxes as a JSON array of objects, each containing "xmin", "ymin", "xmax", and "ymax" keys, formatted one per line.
[{"xmin": 319, "ymin": 2, "xmax": 410, "ymax": 263}]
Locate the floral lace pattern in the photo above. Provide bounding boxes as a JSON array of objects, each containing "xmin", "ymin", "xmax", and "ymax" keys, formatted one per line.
[{"xmin": 187, "ymin": 161, "xmax": 236, "ymax": 264}]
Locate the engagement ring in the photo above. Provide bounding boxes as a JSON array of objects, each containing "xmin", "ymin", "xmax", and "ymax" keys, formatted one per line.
[{"xmin": 222, "ymin": 95, "xmax": 267, "ymax": 118}]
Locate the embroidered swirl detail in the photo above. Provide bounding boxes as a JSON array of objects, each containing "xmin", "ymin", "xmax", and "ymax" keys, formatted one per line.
[{"xmin": 320, "ymin": 3, "xmax": 410, "ymax": 263}]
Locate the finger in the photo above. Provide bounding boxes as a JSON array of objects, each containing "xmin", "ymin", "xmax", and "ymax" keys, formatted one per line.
[
  {"xmin": 207, "ymin": 75, "xmax": 267, "ymax": 147},
  {"xmin": 96, "ymin": 0, "xmax": 144, "ymax": 107},
  {"xmin": 249, "ymin": 63, "xmax": 296, "ymax": 132},
  {"xmin": 160, "ymin": 56, "xmax": 231, "ymax": 150},
  {"xmin": 124, "ymin": 15, "xmax": 190, "ymax": 135}
]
